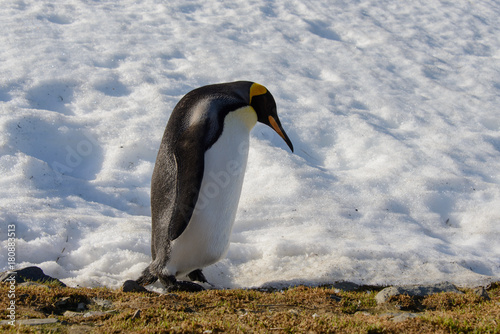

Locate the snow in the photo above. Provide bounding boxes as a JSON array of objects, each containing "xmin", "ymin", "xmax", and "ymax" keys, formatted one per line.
[{"xmin": 1, "ymin": 0, "xmax": 499, "ymax": 289}]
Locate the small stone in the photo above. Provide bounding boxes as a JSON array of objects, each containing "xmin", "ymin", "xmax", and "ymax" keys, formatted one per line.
[
  {"xmin": 472, "ymin": 287, "xmax": 490, "ymax": 300},
  {"xmin": 63, "ymin": 311, "xmax": 81, "ymax": 317},
  {"xmin": 375, "ymin": 287, "xmax": 401, "ymax": 305},
  {"xmin": 83, "ymin": 311, "xmax": 106, "ymax": 318},
  {"xmin": 122, "ymin": 280, "xmax": 148, "ymax": 293},
  {"xmin": 92, "ymin": 298, "xmax": 113, "ymax": 309},
  {"xmin": 379, "ymin": 312, "xmax": 421, "ymax": 322},
  {"xmin": 76, "ymin": 302, "xmax": 86, "ymax": 312},
  {"xmin": 17, "ymin": 318, "xmax": 59, "ymax": 326},
  {"xmin": 375, "ymin": 282, "xmax": 462, "ymax": 304},
  {"xmin": 390, "ymin": 313, "xmax": 420, "ymax": 322},
  {"xmin": 355, "ymin": 311, "xmax": 371, "ymax": 316}
]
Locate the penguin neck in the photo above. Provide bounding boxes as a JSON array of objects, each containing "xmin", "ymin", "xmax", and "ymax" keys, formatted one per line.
[{"xmin": 226, "ymin": 106, "xmax": 258, "ymax": 131}]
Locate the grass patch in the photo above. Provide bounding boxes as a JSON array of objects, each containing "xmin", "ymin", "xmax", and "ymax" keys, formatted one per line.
[{"xmin": 0, "ymin": 282, "xmax": 498, "ymax": 333}]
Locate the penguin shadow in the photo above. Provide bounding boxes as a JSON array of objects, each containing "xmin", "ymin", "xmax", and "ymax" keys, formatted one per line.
[
  {"xmin": 256, "ymin": 128, "xmax": 337, "ymax": 182},
  {"xmin": 253, "ymin": 124, "xmax": 330, "ymax": 174},
  {"xmin": 297, "ymin": 148, "xmax": 330, "ymax": 174}
]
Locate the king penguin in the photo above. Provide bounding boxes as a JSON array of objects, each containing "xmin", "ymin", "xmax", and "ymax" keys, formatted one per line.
[{"xmin": 136, "ymin": 81, "xmax": 293, "ymax": 292}]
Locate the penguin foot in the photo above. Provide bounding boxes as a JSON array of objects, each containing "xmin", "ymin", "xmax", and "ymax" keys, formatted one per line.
[
  {"xmin": 166, "ymin": 281, "xmax": 205, "ymax": 292},
  {"xmin": 187, "ymin": 269, "xmax": 208, "ymax": 283},
  {"xmin": 123, "ymin": 280, "xmax": 149, "ymax": 293},
  {"xmin": 136, "ymin": 266, "xmax": 158, "ymax": 286},
  {"xmin": 159, "ymin": 274, "xmax": 205, "ymax": 292}
]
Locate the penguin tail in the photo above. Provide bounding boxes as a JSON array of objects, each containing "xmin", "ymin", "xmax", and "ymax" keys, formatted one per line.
[{"xmin": 136, "ymin": 265, "xmax": 158, "ymax": 286}]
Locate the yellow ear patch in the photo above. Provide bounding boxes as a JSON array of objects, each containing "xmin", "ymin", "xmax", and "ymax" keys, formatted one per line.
[{"xmin": 249, "ymin": 83, "xmax": 267, "ymax": 103}]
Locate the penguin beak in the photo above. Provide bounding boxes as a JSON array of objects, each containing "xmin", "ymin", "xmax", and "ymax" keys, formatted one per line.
[{"xmin": 268, "ymin": 116, "xmax": 294, "ymax": 152}]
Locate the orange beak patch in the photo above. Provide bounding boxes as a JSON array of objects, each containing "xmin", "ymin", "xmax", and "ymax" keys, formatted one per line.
[{"xmin": 268, "ymin": 116, "xmax": 287, "ymax": 142}]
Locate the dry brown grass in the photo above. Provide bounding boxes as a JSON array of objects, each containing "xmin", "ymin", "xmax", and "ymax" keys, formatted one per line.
[{"xmin": 1, "ymin": 282, "xmax": 498, "ymax": 333}]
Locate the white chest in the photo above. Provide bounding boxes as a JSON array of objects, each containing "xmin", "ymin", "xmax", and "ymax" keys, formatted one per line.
[{"xmin": 167, "ymin": 106, "xmax": 257, "ymax": 277}]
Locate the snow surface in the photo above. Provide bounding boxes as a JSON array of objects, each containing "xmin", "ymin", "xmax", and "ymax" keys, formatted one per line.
[{"xmin": 1, "ymin": 0, "xmax": 499, "ymax": 289}]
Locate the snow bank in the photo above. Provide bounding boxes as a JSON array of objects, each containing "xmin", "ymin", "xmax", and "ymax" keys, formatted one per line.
[{"xmin": 1, "ymin": 0, "xmax": 499, "ymax": 289}]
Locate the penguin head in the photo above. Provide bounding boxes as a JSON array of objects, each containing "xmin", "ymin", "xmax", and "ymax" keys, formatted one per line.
[{"xmin": 249, "ymin": 83, "xmax": 294, "ymax": 152}]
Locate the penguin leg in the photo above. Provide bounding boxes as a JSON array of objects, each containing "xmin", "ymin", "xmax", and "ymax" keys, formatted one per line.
[
  {"xmin": 136, "ymin": 265, "xmax": 158, "ymax": 286},
  {"xmin": 158, "ymin": 273, "xmax": 205, "ymax": 292},
  {"xmin": 187, "ymin": 269, "xmax": 208, "ymax": 283}
]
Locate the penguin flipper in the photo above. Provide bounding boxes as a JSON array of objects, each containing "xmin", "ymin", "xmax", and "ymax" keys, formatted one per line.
[
  {"xmin": 167, "ymin": 126, "xmax": 206, "ymax": 240},
  {"xmin": 151, "ymin": 123, "xmax": 206, "ymax": 243}
]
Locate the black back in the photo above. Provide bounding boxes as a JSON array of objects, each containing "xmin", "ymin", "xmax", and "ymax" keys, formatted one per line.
[{"xmin": 149, "ymin": 82, "xmax": 253, "ymax": 260}]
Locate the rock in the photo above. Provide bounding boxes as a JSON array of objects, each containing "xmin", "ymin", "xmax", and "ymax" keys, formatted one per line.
[
  {"xmin": 21, "ymin": 318, "xmax": 59, "ymax": 326},
  {"xmin": 375, "ymin": 282, "xmax": 462, "ymax": 304},
  {"xmin": 83, "ymin": 310, "xmax": 116, "ymax": 317},
  {"xmin": 0, "ymin": 318, "xmax": 59, "ymax": 326},
  {"xmin": 375, "ymin": 287, "xmax": 401, "ymax": 304},
  {"xmin": 355, "ymin": 311, "xmax": 371, "ymax": 316},
  {"xmin": 391, "ymin": 312, "xmax": 420, "ymax": 322},
  {"xmin": 0, "ymin": 266, "xmax": 66, "ymax": 287},
  {"xmin": 76, "ymin": 303, "xmax": 87, "ymax": 312},
  {"xmin": 83, "ymin": 311, "xmax": 106, "ymax": 318},
  {"xmin": 380, "ymin": 312, "xmax": 421, "ymax": 322},
  {"xmin": 122, "ymin": 280, "xmax": 149, "ymax": 293},
  {"xmin": 92, "ymin": 298, "xmax": 113, "ymax": 309},
  {"xmin": 472, "ymin": 287, "xmax": 490, "ymax": 300},
  {"xmin": 63, "ymin": 311, "xmax": 81, "ymax": 317}
]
